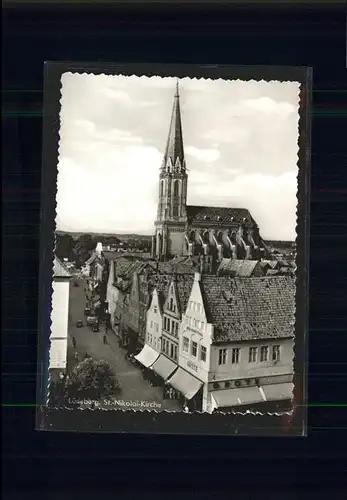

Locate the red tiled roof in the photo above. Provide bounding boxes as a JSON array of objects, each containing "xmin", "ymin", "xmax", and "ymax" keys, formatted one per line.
[
  {"xmin": 200, "ymin": 275, "xmax": 295, "ymax": 343},
  {"xmin": 186, "ymin": 205, "xmax": 257, "ymax": 227}
]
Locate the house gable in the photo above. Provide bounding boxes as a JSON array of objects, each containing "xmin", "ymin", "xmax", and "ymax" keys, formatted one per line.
[{"xmin": 163, "ymin": 278, "xmax": 180, "ymax": 316}]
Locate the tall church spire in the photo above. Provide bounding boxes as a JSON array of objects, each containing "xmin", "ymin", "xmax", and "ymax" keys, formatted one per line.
[{"xmin": 162, "ymin": 80, "xmax": 185, "ymax": 171}]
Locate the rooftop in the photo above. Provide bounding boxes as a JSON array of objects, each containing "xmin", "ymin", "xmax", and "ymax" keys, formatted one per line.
[
  {"xmin": 200, "ymin": 275, "xmax": 295, "ymax": 343},
  {"xmin": 217, "ymin": 259, "xmax": 260, "ymax": 277},
  {"xmin": 53, "ymin": 256, "xmax": 71, "ymax": 278},
  {"xmin": 186, "ymin": 205, "xmax": 257, "ymax": 227}
]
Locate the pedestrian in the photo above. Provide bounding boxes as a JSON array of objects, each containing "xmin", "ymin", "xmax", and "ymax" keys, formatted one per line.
[
  {"xmin": 72, "ymin": 336, "xmax": 76, "ymax": 349},
  {"xmin": 74, "ymin": 351, "xmax": 79, "ymax": 361},
  {"xmin": 103, "ymin": 334, "xmax": 107, "ymax": 345}
]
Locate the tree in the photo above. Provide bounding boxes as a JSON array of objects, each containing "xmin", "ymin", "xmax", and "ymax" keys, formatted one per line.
[
  {"xmin": 55, "ymin": 233, "xmax": 74, "ymax": 261},
  {"xmin": 66, "ymin": 358, "xmax": 121, "ymax": 401},
  {"xmin": 73, "ymin": 233, "xmax": 95, "ymax": 267}
]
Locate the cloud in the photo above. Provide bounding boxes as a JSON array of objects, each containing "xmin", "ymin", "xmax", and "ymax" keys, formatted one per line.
[
  {"xmin": 243, "ymin": 96, "xmax": 296, "ymax": 115},
  {"xmin": 185, "ymin": 146, "xmax": 220, "ymax": 163},
  {"xmin": 103, "ymin": 88, "xmax": 132, "ymax": 104}
]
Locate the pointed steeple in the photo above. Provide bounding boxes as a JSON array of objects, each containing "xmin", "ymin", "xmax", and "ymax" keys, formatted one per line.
[{"xmin": 162, "ymin": 80, "xmax": 185, "ymax": 171}]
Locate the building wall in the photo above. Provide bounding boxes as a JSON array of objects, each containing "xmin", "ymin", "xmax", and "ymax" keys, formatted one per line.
[
  {"xmin": 161, "ymin": 280, "xmax": 181, "ymax": 362},
  {"xmin": 168, "ymin": 228, "xmax": 186, "ymax": 257},
  {"xmin": 178, "ymin": 274, "xmax": 214, "ymax": 411},
  {"xmin": 209, "ymin": 337, "xmax": 294, "ymax": 382},
  {"xmin": 146, "ymin": 289, "xmax": 163, "ymax": 353},
  {"xmin": 49, "ymin": 279, "xmax": 70, "ymax": 370}
]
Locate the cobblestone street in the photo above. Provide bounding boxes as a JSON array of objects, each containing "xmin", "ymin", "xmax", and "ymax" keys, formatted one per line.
[{"xmin": 67, "ymin": 278, "xmax": 182, "ymax": 412}]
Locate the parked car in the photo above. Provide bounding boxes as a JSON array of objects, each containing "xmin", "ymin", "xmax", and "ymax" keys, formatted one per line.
[
  {"xmin": 92, "ymin": 325, "xmax": 100, "ymax": 333},
  {"xmin": 86, "ymin": 316, "xmax": 99, "ymax": 326},
  {"xmin": 76, "ymin": 320, "xmax": 83, "ymax": 328}
]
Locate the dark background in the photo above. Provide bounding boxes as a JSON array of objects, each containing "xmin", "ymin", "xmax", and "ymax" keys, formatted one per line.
[{"xmin": 2, "ymin": 1, "xmax": 347, "ymax": 498}]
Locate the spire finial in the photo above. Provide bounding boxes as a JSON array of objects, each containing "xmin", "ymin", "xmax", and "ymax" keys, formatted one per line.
[{"xmin": 175, "ymin": 79, "xmax": 179, "ymax": 97}]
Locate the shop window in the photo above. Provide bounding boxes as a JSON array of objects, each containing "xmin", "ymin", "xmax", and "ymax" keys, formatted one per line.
[
  {"xmin": 191, "ymin": 341, "xmax": 197, "ymax": 357},
  {"xmin": 183, "ymin": 337, "xmax": 189, "ymax": 352}
]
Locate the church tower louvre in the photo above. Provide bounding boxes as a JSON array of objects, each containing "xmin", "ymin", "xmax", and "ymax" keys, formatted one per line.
[{"xmin": 151, "ymin": 81, "xmax": 188, "ymax": 260}]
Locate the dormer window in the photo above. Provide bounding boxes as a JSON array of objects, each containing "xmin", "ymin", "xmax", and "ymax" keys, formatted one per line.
[
  {"xmin": 242, "ymin": 217, "xmax": 247, "ymax": 223},
  {"xmin": 203, "ymin": 215, "xmax": 209, "ymax": 221},
  {"xmin": 230, "ymin": 217, "xmax": 234, "ymax": 222},
  {"xmin": 217, "ymin": 216, "xmax": 222, "ymax": 221}
]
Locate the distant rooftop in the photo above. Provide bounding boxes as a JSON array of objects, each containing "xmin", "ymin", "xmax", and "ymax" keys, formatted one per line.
[{"xmin": 53, "ymin": 256, "xmax": 71, "ymax": 278}]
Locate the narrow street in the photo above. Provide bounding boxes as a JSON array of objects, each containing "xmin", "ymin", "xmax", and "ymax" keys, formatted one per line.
[{"xmin": 67, "ymin": 278, "xmax": 181, "ymax": 411}]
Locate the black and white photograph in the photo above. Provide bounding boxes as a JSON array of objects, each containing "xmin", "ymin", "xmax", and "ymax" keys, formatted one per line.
[{"xmin": 41, "ymin": 65, "xmax": 310, "ymax": 429}]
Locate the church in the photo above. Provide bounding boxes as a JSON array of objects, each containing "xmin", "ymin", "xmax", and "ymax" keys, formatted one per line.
[{"xmin": 151, "ymin": 82, "xmax": 269, "ymax": 263}]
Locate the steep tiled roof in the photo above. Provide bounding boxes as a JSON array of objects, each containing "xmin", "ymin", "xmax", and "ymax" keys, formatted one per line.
[
  {"xmin": 186, "ymin": 205, "xmax": 256, "ymax": 227},
  {"xmin": 217, "ymin": 259, "xmax": 260, "ymax": 277},
  {"xmin": 53, "ymin": 256, "xmax": 71, "ymax": 278},
  {"xmin": 200, "ymin": 275, "xmax": 295, "ymax": 343},
  {"xmin": 266, "ymin": 269, "xmax": 279, "ymax": 276},
  {"xmin": 147, "ymin": 273, "xmax": 172, "ymax": 309},
  {"xmin": 175, "ymin": 275, "xmax": 194, "ymax": 313},
  {"xmin": 259, "ymin": 260, "xmax": 279, "ymax": 270},
  {"xmin": 85, "ymin": 253, "xmax": 97, "ymax": 265}
]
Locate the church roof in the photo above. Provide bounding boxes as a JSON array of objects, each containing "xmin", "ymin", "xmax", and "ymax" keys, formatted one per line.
[
  {"xmin": 200, "ymin": 275, "xmax": 295, "ymax": 343},
  {"xmin": 163, "ymin": 81, "xmax": 185, "ymax": 169},
  {"xmin": 217, "ymin": 259, "xmax": 261, "ymax": 277},
  {"xmin": 53, "ymin": 256, "xmax": 71, "ymax": 278},
  {"xmin": 186, "ymin": 205, "xmax": 257, "ymax": 227}
]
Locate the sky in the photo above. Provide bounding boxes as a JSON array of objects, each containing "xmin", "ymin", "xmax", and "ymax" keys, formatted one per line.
[{"xmin": 56, "ymin": 73, "xmax": 300, "ymax": 240}]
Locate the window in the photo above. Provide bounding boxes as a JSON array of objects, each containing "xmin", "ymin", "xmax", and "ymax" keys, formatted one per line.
[
  {"xmin": 163, "ymin": 338, "xmax": 166, "ymax": 352},
  {"xmin": 197, "ymin": 303, "xmax": 201, "ymax": 313},
  {"xmin": 218, "ymin": 349, "xmax": 227, "ymax": 365},
  {"xmin": 201, "ymin": 322, "xmax": 205, "ymax": 332},
  {"xmin": 249, "ymin": 347, "xmax": 257, "ymax": 363},
  {"xmin": 174, "ymin": 345, "xmax": 178, "ymax": 361},
  {"xmin": 272, "ymin": 345, "xmax": 280, "ymax": 362},
  {"xmin": 155, "ymin": 323, "xmax": 159, "ymax": 333},
  {"xmin": 191, "ymin": 341, "xmax": 198, "ymax": 357},
  {"xmin": 150, "ymin": 321, "xmax": 153, "ymax": 329},
  {"xmin": 200, "ymin": 345, "xmax": 207, "ymax": 362},
  {"xmin": 260, "ymin": 346, "xmax": 269, "ymax": 362},
  {"xmin": 173, "ymin": 180, "xmax": 179, "ymax": 197},
  {"xmin": 183, "ymin": 337, "xmax": 189, "ymax": 352},
  {"xmin": 171, "ymin": 320, "xmax": 175, "ymax": 335},
  {"xmin": 153, "ymin": 306, "xmax": 158, "ymax": 313},
  {"xmin": 167, "ymin": 318, "xmax": 171, "ymax": 332},
  {"xmin": 231, "ymin": 348, "xmax": 240, "ymax": 364},
  {"xmin": 164, "ymin": 317, "xmax": 168, "ymax": 330},
  {"xmin": 169, "ymin": 298, "xmax": 174, "ymax": 310},
  {"xmin": 175, "ymin": 321, "xmax": 179, "ymax": 336},
  {"xmin": 170, "ymin": 343, "xmax": 174, "ymax": 359},
  {"xmin": 173, "ymin": 206, "xmax": 178, "ymax": 217}
]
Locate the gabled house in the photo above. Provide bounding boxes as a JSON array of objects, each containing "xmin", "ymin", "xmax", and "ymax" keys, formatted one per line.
[{"xmin": 166, "ymin": 273, "xmax": 295, "ymax": 413}]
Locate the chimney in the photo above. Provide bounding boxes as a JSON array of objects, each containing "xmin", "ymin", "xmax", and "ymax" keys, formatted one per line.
[{"xmin": 194, "ymin": 272, "xmax": 201, "ymax": 282}]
